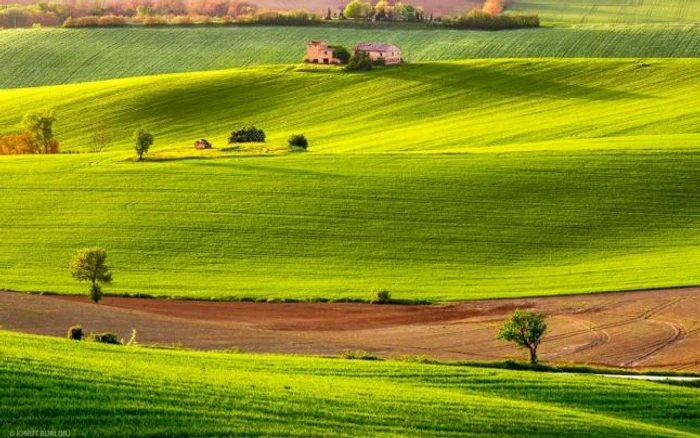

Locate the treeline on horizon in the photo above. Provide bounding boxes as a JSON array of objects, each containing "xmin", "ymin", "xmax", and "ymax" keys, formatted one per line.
[{"xmin": 0, "ymin": 0, "xmax": 538, "ymax": 30}]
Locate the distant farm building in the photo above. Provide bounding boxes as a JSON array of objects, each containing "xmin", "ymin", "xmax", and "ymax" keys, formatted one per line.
[
  {"xmin": 306, "ymin": 41, "xmax": 341, "ymax": 64},
  {"xmin": 194, "ymin": 139, "xmax": 212, "ymax": 149},
  {"xmin": 354, "ymin": 42, "xmax": 402, "ymax": 65}
]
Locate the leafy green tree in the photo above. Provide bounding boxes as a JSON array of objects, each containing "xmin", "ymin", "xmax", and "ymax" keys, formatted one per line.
[
  {"xmin": 497, "ymin": 309, "xmax": 548, "ymax": 364},
  {"xmin": 344, "ymin": 0, "xmax": 371, "ymax": 19},
  {"xmin": 133, "ymin": 127, "xmax": 154, "ymax": 161},
  {"xmin": 22, "ymin": 110, "xmax": 57, "ymax": 154},
  {"xmin": 70, "ymin": 247, "xmax": 113, "ymax": 304},
  {"xmin": 333, "ymin": 46, "xmax": 351, "ymax": 64},
  {"xmin": 345, "ymin": 51, "xmax": 372, "ymax": 71}
]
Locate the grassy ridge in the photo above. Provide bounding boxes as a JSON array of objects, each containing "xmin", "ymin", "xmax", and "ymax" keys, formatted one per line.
[
  {"xmin": 1, "ymin": 330, "xmax": 698, "ymax": 437},
  {"xmin": 511, "ymin": 0, "xmax": 700, "ymax": 24},
  {"xmin": 1, "ymin": 60, "xmax": 699, "ymax": 154},
  {"xmin": 1, "ymin": 60, "xmax": 700, "ymax": 300},
  {"xmin": 1, "ymin": 26, "xmax": 700, "ymax": 88}
]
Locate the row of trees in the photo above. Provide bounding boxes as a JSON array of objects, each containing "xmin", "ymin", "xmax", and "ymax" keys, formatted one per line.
[
  {"xmin": 443, "ymin": 9, "xmax": 539, "ymax": 30},
  {"xmin": 62, "ymin": 9, "xmax": 322, "ymax": 27},
  {"xmin": 0, "ymin": 0, "xmax": 260, "ymax": 28},
  {"xmin": 341, "ymin": 0, "xmax": 427, "ymax": 22},
  {"xmin": 0, "ymin": 111, "xmax": 60, "ymax": 155}
]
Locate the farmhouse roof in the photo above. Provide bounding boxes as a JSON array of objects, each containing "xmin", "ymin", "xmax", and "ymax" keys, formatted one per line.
[{"xmin": 355, "ymin": 42, "xmax": 400, "ymax": 53}]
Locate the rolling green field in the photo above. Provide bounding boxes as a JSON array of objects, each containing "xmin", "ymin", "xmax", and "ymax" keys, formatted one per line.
[
  {"xmin": 510, "ymin": 0, "xmax": 700, "ymax": 24},
  {"xmin": 1, "ymin": 60, "xmax": 700, "ymax": 300},
  {"xmin": 1, "ymin": 25, "xmax": 700, "ymax": 88},
  {"xmin": 1, "ymin": 330, "xmax": 699, "ymax": 436}
]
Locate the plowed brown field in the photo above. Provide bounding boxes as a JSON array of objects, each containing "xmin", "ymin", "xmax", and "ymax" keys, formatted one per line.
[{"xmin": 1, "ymin": 288, "xmax": 698, "ymax": 371}]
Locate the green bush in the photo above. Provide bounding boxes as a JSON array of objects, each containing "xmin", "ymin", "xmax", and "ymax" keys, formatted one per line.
[
  {"xmin": 372, "ymin": 289, "xmax": 392, "ymax": 304},
  {"xmin": 373, "ymin": 57, "xmax": 386, "ymax": 67},
  {"xmin": 288, "ymin": 134, "xmax": 308, "ymax": 150},
  {"xmin": 66, "ymin": 325, "xmax": 84, "ymax": 341},
  {"xmin": 345, "ymin": 51, "xmax": 372, "ymax": 72},
  {"xmin": 88, "ymin": 332, "xmax": 122, "ymax": 345},
  {"xmin": 332, "ymin": 46, "xmax": 351, "ymax": 64},
  {"xmin": 228, "ymin": 126, "xmax": 266, "ymax": 143}
]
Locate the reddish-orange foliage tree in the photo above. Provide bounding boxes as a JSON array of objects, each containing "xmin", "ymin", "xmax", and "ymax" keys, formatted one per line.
[
  {"xmin": 0, "ymin": 132, "xmax": 57, "ymax": 155},
  {"xmin": 482, "ymin": 0, "xmax": 503, "ymax": 15}
]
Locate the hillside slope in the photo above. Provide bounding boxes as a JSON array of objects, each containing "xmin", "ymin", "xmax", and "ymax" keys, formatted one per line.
[
  {"xmin": 1, "ymin": 26, "xmax": 699, "ymax": 88},
  {"xmin": 1, "ymin": 60, "xmax": 699, "ymax": 154},
  {"xmin": 1, "ymin": 60, "xmax": 700, "ymax": 300},
  {"xmin": 510, "ymin": 0, "xmax": 700, "ymax": 24},
  {"xmin": 1, "ymin": 330, "xmax": 699, "ymax": 437}
]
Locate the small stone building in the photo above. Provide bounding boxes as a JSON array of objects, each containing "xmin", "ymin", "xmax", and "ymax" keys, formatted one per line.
[
  {"xmin": 354, "ymin": 42, "xmax": 402, "ymax": 65},
  {"xmin": 306, "ymin": 41, "xmax": 341, "ymax": 64}
]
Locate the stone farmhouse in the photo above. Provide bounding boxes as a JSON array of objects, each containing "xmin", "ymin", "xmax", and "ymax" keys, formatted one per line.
[
  {"xmin": 306, "ymin": 40, "xmax": 402, "ymax": 65},
  {"xmin": 305, "ymin": 41, "xmax": 342, "ymax": 64},
  {"xmin": 354, "ymin": 42, "xmax": 402, "ymax": 65}
]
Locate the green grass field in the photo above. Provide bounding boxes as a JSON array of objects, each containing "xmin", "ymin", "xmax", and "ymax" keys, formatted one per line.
[
  {"xmin": 510, "ymin": 0, "xmax": 700, "ymax": 24},
  {"xmin": 1, "ymin": 60, "xmax": 700, "ymax": 301},
  {"xmin": 1, "ymin": 330, "xmax": 698, "ymax": 437},
  {"xmin": 1, "ymin": 25, "xmax": 699, "ymax": 88}
]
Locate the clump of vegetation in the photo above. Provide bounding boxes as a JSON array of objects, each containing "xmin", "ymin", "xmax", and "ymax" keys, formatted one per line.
[
  {"xmin": 443, "ymin": 10, "xmax": 539, "ymax": 30},
  {"xmin": 332, "ymin": 46, "xmax": 351, "ymax": 64},
  {"xmin": 228, "ymin": 126, "xmax": 266, "ymax": 143},
  {"xmin": 66, "ymin": 325, "xmax": 84, "ymax": 341},
  {"xmin": 70, "ymin": 247, "xmax": 113, "ymax": 304},
  {"xmin": 133, "ymin": 127, "xmax": 154, "ymax": 161},
  {"xmin": 2, "ymin": 111, "xmax": 60, "ymax": 155},
  {"xmin": 288, "ymin": 134, "xmax": 308, "ymax": 150},
  {"xmin": 340, "ymin": 349, "xmax": 382, "ymax": 360},
  {"xmin": 497, "ymin": 309, "xmax": 548, "ymax": 364},
  {"xmin": 371, "ymin": 289, "xmax": 392, "ymax": 304},
  {"xmin": 345, "ymin": 51, "xmax": 372, "ymax": 71},
  {"xmin": 88, "ymin": 332, "xmax": 122, "ymax": 345}
]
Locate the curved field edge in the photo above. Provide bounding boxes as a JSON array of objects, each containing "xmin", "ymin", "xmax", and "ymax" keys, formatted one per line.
[
  {"xmin": 1, "ymin": 26, "xmax": 700, "ymax": 88},
  {"xmin": 1, "ymin": 330, "xmax": 698, "ymax": 437}
]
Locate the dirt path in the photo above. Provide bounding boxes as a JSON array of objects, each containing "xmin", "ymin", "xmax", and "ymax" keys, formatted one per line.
[{"xmin": 1, "ymin": 288, "xmax": 699, "ymax": 371}]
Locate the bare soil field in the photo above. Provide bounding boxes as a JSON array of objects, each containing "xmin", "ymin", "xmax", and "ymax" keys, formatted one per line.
[{"xmin": 1, "ymin": 288, "xmax": 698, "ymax": 371}]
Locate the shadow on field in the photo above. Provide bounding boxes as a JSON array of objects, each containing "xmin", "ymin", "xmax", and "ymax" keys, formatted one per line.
[{"xmin": 392, "ymin": 62, "xmax": 653, "ymax": 102}]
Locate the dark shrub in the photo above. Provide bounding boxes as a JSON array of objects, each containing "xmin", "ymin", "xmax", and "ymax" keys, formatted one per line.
[
  {"xmin": 88, "ymin": 332, "xmax": 122, "ymax": 345},
  {"xmin": 372, "ymin": 289, "xmax": 392, "ymax": 304},
  {"xmin": 373, "ymin": 57, "xmax": 386, "ymax": 67},
  {"xmin": 345, "ymin": 51, "xmax": 372, "ymax": 72},
  {"xmin": 288, "ymin": 134, "xmax": 308, "ymax": 150},
  {"xmin": 66, "ymin": 325, "xmax": 84, "ymax": 341},
  {"xmin": 228, "ymin": 126, "xmax": 266, "ymax": 143},
  {"xmin": 332, "ymin": 46, "xmax": 351, "ymax": 64}
]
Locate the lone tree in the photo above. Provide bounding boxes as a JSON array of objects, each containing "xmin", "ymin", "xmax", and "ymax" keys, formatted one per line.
[
  {"xmin": 22, "ymin": 110, "xmax": 58, "ymax": 154},
  {"xmin": 70, "ymin": 247, "xmax": 113, "ymax": 304},
  {"xmin": 497, "ymin": 309, "xmax": 547, "ymax": 364},
  {"xmin": 133, "ymin": 127, "xmax": 154, "ymax": 161}
]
